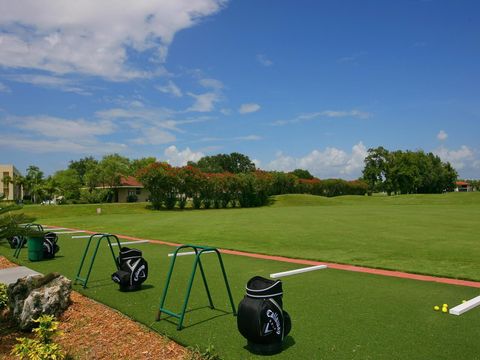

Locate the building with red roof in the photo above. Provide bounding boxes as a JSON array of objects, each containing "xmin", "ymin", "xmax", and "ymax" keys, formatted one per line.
[
  {"xmin": 115, "ymin": 176, "xmax": 149, "ymax": 202},
  {"xmin": 454, "ymin": 181, "xmax": 472, "ymax": 192}
]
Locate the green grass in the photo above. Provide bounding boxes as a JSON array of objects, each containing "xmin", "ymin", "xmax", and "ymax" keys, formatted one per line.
[
  {"xmin": 2, "ymin": 236, "xmax": 480, "ymax": 360},
  {"xmin": 19, "ymin": 192, "xmax": 480, "ymax": 281}
]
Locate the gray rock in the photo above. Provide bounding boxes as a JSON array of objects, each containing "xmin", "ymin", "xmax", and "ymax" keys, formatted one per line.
[{"xmin": 7, "ymin": 272, "xmax": 71, "ymax": 330}]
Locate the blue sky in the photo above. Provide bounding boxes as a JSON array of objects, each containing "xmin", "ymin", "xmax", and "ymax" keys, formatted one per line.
[{"xmin": 0, "ymin": 0, "xmax": 479, "ymax": 179}]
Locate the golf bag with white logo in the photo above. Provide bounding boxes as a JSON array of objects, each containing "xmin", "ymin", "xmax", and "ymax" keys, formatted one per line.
[
  {"xmin": 237, "ymin": 276, "xmax": 292, "ymax": 355},
  {"xmin": 8, "ymin": 235, "xmax": 26, "ymax": 249},
  {"xmin": 43, "ymin": 232, "xmax": 60, "ymax": 259},
  {"xmin": 111, "ymin": 247, "xmax": 148, "ymax": 291}
]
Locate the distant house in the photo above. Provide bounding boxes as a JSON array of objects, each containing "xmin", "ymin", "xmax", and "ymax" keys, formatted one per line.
[
  {"xmin": 115, "ymin": 176, "xmax": 150, "ymax": 202},
  {"xmin": 0, "ymin": 164, "xmax": 23, "ymax": 201},
  {"xmin": 455, "ymin": 181, "xmax": 473, "ymax": 192}
]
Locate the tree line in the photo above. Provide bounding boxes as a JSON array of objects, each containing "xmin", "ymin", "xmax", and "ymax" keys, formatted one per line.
[
  {"xmin": 2, "ymin": 147, "xmax": 466, "ymax": 207},
  {"xmin": 137, "ymin": 162, "xmax": 368, "ymax": 210},
  {"xmin": 362, "ymin": 147, "xmax": 458, "ymax": 195},
  {"xmin": 2, "ymin": 152, "xmax": 368, "ymax": 207}
]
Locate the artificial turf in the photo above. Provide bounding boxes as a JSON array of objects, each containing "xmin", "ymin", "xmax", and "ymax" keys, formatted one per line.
[
  {"xmin": 1, "ymin": 235, "xmax": 480, "ymax": 359},
  {"xmin": 20, "ymin": 192, "xmax": 480, "ymax": 281}
]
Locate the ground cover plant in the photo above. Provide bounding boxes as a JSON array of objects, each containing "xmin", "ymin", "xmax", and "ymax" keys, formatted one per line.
[
  {"xmin": 1, "ymin": 235, "xmax": 480, "ymax": 360},
  {"xmin": 19, "ymin": 192, "xmax": 480, "ymax": 281}
]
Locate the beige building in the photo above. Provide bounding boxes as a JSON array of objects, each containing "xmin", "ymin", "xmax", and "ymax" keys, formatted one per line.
[
  {"xmin": 0, "ymin": 164, "xmax": 23, "ymax": 201},
  {"xmin": 115, "ymin": 176, "xmax": 149, "ymax": 202}
]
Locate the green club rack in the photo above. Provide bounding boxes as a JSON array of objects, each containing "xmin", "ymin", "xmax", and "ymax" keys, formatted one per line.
[
  {"xmin": 74, "ymin": 233, "xmax": 121, "ymax": 288},
  {"xmin": 156, "ymin": 244, "xmax": 237, "ymax": 330}
]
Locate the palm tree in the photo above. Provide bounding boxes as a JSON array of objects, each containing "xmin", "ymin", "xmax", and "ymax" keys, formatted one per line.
[
  {"xmin": 25, "ymin": 166, "xmax": 44, "ymax": 204},
  {"xmin": 13, "ymin": 174, "xmax": 26, "ymax": 201}
]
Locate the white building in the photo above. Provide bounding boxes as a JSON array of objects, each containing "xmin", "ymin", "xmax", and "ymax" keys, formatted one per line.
[{"xmin": 0, "ymin": 164, "xmax": 23, "ymax": 201}]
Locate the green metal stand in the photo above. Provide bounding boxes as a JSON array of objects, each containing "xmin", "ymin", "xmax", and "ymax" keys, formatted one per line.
[
  {"xmin": 156, "ymin": 244, "xmax": 237, "ymax": 330},
  {"xmin": 74, "ymin": 233, "xmax": 121, "ymax": 288},
  {"xmin": 13, "ymin": 223, "xmax": 43, "ymax": 259}
]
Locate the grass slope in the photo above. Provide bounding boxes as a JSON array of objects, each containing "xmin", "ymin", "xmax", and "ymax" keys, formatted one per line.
[
  {"xmin": 1, "ymin": 237, "xmax": 480, "ymax": 360},
  {"xmin": 20, "ymin": 192, "xmax": 480, "ymax": 280}
]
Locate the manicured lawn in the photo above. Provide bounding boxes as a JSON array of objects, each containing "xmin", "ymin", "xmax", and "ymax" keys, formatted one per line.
[
  {"xmin": 21, "ymin": 192, "xmax": 480, "ymax": 281},
  {"xmin": 1, "ymin": 236, "xmax": 480, "ymax": 360}
]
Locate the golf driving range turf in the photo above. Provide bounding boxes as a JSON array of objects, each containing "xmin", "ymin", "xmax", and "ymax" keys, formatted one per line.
[
  {"xmin": 21, "ymin": 192, "xmax": 480, "ymax": 280},
  {"xmin": 2, "ymin": 238, "xmax": 480, "ymax": 360},
  {"xmin": 2, "ymin": 192, "xmax": 480, "ymax": 358}
]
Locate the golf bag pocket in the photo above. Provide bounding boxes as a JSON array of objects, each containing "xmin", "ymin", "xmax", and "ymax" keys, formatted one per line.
[
  {"xmin": 237, "ymin": 276, "xmax": 291, "ymax": 354},
  {"xmin": 8, "ymin": 235, "xmax": 26, "ymax": 249},
  {"xmin": 112, "ymin": 247, "xmax": 148, "ymax": 291},
  {"xmin": 43, "ymin": 232, "xmax": 60, "ymax": 259}
]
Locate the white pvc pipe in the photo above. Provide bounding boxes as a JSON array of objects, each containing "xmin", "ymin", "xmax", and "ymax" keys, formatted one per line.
[
  {"xmin": 168, "ymin": 250, "xmax": 215, "ymax": 257},
  {"xmin": 449, "ymin": 295, "xmax": 480, "ymax": 316},
  {"xmin": 270, "ymin": 265, "xmax": 328, "ymax": 279},
  {"xmin": 110, "ymin": 240, "xmax": 150, "ymax": 247}
]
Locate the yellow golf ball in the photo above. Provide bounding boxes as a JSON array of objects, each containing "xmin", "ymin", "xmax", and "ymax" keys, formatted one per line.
[
  {"xmin": 442, "ymin": 307, "xmax": 448, "ymax": 313},
  {"xmin": 462, "ymin": 300, "xmax": 467, "ymax": 303},
  {"xmin": 434, "ymin": 305, "xmax": 440, "ymax": 311},
  {"xmin": 442, "ymin": 303, "xmax": 448, "ymax": 307}
]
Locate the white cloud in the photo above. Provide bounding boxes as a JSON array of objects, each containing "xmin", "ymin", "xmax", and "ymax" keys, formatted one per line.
[
  {"xmin": 156, "ymin": 80, "xmax": 182, "ymax": 97},
  {"xmin": 199, "ymin": 78, "xmax": 223, "ymax": 90},
  {"xmin": 267, "ymin": 142, "xmax": 367, "ymax": 179},
  {"xmin": 272, "ymin": 109, "xmax": 371, "ymax": 126},
  {"xmin": 343, "ymin": 142, "xmax": 368, "ymax": 175},
  {"xmin": 187, "ymin": 92, "xmax": 221, "ymax": 112},
  {"xmin": 256, "ymin": 54, "xmax": 273, "ymax": 67},
  {"xmin": 0, "ymin": 134, "xmax": 126, "ymax": 154},
  {"xmin": 252, "ymin": 158, "xmax": 261, "ymax": 168},
  {"xmin": 200, "ymin": 134, "xmax": 262, "ymax": 142},
  {"xmin": 13, "ymin": 115, "xmax": 115, "ymax": 139},
  {"xmin": 0, "ymin": 82, "xmax": 10, "ymax": 92},
  {"xmin": 234, "ymin": 135, "xmax": 262, "ymax": 141},
  {"xmin": 164, "ymin": 145, "xmax": 204, "ymax": 166},
  {"xmin": 7, "ymin": 74, "xmax": 90, "ymax": 95},
  {"xmin": 434, "ymin": 145, "xmax": 474, "ymax": 170},
  {"xmin": 131, "ymin": 127, "xmax": 176, "ymax": 145},
  {"xmin": 0, "ymin": 0, "xmax": 226, "ymax": 80},
  {"xmin": 437, "ymin": 130, "xmax": 448, "ymax": 141},
  {"xmin": 96, "ymin": 106, "xmax": 175, "ymax": 125},
  {"xmin": 239, "ymin": 103, "xmax": 261, "ymax": 114}
]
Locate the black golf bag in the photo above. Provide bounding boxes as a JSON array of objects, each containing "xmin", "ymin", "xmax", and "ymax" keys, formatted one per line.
[
  {"xmin": 111, "ymin": 247, "xmax": 148, "ymax": 291},
  {"xmin": 43, "ymin": 232, "xmax": 60, "ymax": 259},
  {"xmin": 8, "ymin": 235, "xmax": 26, "ymax": 249},
  {"xmin": 237, "ymin": 276, "xmax": 292, "ymax": 355}
]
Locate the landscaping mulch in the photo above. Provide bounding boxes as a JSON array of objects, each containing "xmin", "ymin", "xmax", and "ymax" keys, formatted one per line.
[{"xmin": 0, "ymin": 256, "xmax": 191, "ymax": 360}]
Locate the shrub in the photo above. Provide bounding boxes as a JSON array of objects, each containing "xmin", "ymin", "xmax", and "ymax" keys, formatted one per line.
[
  {"xmin": 79, "ymin": 188, "xmax": 112, "ymax": 204},
  {"xmin": 137, "ymin": 162, "xmax": 179, "ymax": 210},
  {"xmin": 201, "ymin": 175, "xmax": 215, "ymax": 209},
  {"xmin": 11, "ymin": 315, "xmax": 65, "ymax": 360},
  {"xmin": 126, "ymin": 194, "xmax": 138, "ymax": 203},
  {"xmin": 0, "ymin": 283, "xmax": 8, "ymax": 309}
]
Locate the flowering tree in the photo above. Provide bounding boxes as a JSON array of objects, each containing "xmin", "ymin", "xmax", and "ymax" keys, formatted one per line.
[{"xmin": 137, "ymin": 162, "xmax": 172, "ymax": 209}]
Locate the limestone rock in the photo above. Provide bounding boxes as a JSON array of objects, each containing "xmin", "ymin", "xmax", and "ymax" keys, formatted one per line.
[{"xmin": 7, "ymin": 272, "xmax": 71, "ymax": 330}]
